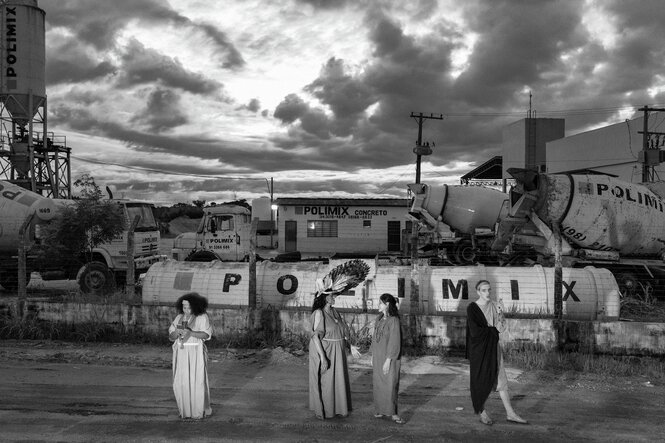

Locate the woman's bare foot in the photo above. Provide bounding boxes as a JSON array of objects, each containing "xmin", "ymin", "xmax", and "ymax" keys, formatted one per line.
[
  {"xmin": 506, "ymin": 413, "xmax": 528, "ymax": 424},
  {"xmin": 479, "ymin": 410, "xmax": 493, "ymax": 425}
]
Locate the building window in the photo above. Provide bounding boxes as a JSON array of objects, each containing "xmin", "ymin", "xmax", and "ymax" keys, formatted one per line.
[
  {"xmin": 363, "ymin": 220, "xmax": 371, "ymax": 228},
  {"xmin": 307, "ymin": 220, "xmax": 338, "ymax": 237}
]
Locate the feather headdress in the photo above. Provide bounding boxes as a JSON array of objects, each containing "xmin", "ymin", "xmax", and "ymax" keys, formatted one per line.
[{"xmin": 315, "ymin": 259, "xmax": 370, "ymax": 297}]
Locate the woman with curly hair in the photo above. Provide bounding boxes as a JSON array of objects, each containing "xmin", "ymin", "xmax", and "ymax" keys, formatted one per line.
[
  {"xmin": 168, "ymin": 292, "xmax": 213, "ymax": 419},
  {"xmin": 371, "ymin": 293, "xmax": 404, "ymax": 424}
]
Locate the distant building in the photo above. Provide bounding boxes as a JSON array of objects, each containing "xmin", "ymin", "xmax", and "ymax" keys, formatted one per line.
[
  {"xmin": 274, "ymin": 198, "xmax": 410, "ymax": 256},
  {"xmin": 546, "ymin": 115, "xmax": 665, "ymax": 182},
  {"xmin": 460, "ymin": 156, "xmax": 512, "ymax": 190},
  {"xmin": 502, "ymin": 118, "xmax": 565, "ymax": 176},
  {"xmin": 465, "ymin": 113, "xmax": 665, "ymax": 188}
]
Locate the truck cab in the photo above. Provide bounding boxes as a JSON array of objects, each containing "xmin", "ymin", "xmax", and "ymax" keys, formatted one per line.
[
  {"xmin": 171, "ymin": 205, "xmax": 252, "ymax": 261},
  {"xmin": 88, "ymin": 201, "xmax": 164, "ymax": 272},
  {"xmin": 0, "ymin": 179, "xmax": 166, "ymax": 293},
  {"xmin": 60, "ymin": 199, "xmax": 167, "ymax": 293}
]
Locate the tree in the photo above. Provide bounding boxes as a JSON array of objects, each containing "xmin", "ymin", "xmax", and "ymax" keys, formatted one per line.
[{"xmin": 192, "ymin": 199, "xmax": 206, "ymax": 208}]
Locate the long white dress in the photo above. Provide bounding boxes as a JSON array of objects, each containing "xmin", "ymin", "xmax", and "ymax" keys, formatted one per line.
[{"xmin": 169, "ymin": 313, "xmax": 213, "ymax": 419}]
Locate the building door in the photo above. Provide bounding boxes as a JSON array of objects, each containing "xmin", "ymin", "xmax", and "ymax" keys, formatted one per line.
[
  {"xmin": 285, "ymin": 221, "xmax": 297, "ymax": 252},
  {"xmin": 387, "ymin": 221, "xmax": 401, "ymax": 252}
]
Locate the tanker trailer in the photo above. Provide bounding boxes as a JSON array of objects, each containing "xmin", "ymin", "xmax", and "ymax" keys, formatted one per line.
[{"xmin": 0, "ymin": 180, "xmax": 56, "ymax": 289}]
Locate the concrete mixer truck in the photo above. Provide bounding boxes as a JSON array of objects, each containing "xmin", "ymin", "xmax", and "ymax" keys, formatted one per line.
[
  {"xmin": 408, "ymin": 169, "xmax": 665, "ymax": 298},
  {"xmin": 0, "ymin": 180, "xmax": 166, "ymax": 293}
]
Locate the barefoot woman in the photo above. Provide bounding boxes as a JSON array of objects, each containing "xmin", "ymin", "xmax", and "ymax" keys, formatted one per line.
[{"xmin": 466, "ymin": 280, "xmax": 527, "ymax": 426}]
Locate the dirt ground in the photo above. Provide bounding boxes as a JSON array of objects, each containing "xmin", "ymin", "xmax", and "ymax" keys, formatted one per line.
[{"xmin": 0, "ymin": 340, "xmax": 663, "ymax": 442}]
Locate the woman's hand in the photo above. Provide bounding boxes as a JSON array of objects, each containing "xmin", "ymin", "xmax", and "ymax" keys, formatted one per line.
[
  {"xmin": 320, "ymin": 354, "xmax": 330, "ymax": 371},
  {"xmin": 181, "ymin": 329, "xmax": 192, "ymax": 341},
  {"xmin": 350, "ymin": 345, "xmax": 361, "ymax": 359},
  {"xmin": 382, "ymin": 358, "xmax": 391, "ymax": 375}
]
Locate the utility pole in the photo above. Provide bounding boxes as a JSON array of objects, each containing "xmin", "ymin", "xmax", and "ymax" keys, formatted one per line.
[
  {"xmin": 411, "ymin": 112, "xmax": 444, "ymax": 183},
  {"xmin": 638, "ymin": 105, "xmax": 665, "ymax": 182},
  {"xmin": 269, "ymin": 177, "xmax": 274, "ymax": 248},
  {"xmin": 408, "ymin": 112, "xmax": 444, "ymax": 321}
]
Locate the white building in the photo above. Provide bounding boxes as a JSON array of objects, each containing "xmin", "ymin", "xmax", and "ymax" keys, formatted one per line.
[
  {"xmin": 546, "ymin": 115, "xmax": 665, "ymax": 182},
  {"xmin": 501, "ymin": 113, "xmax": 665, "ymax": 182},
  {"xmin": 274, "ymin": 198, "xmax": 410, "ymax": 256}
]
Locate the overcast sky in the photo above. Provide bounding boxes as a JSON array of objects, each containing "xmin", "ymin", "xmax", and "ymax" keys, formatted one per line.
[{"xmin": 38, "ymin": 0, "xmax": 665, "ymax": 205}]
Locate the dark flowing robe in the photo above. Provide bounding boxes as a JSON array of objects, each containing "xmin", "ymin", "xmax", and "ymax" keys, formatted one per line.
[{"xmin": 466, "ymin": 302, "xmax": 499, "ymax": 414}]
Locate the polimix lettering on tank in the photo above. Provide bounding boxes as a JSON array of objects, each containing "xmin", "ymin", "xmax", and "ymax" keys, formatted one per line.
[
  {"xmin": 4, "ymin": 6, "xmax": 17, "ymax": 84},
  {"xmin": 407, "ymin": 170, "xmax": 665, "ymax": 297},
  {"xmin": 142, "ymin": 260, "xmax": 618, "ymax": 321}
]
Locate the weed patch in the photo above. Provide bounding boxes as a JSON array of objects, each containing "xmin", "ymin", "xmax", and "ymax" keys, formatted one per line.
[{"xmin": 504, "ymin": 342, "xmax": 665, "ymax": 383}]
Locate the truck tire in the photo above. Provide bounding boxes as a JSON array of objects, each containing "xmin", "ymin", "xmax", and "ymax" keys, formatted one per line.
[
  {"xmin": 0, "ymin": 270, "xmax": 31, "ymax": 292},
  {"xmin": 184, "ymin": 250, "xmax": 220, "ymax": 262},
  {"xmin": 77, "ymin": 261, "xmax": 115, "ymax": 294},
  {"xmin": 454, "ymin": 241, "xmax": 476, "ymax": 265}
]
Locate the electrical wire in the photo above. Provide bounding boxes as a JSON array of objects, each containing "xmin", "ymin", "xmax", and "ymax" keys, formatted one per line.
[
  {"xmin": 67, "ymin": 104, "xmax": 665, "ymax": 182},
  {"xmin": 70, "ymin": 154, "xmax": 269, "ymax": 182},
  {"xmin": 625, "ymin": 119, "xmax": 637, "ymax": 159},
  {"xmin": 374, "ymin": 165, "xmax": 415, "ymax": 194},
  {"xmin": 441, "ymin": 104, "xmax": 651, "ymax": 118}
]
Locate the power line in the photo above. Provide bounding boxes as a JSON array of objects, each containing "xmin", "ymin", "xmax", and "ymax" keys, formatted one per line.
[
  {"xmin": 71, "ymin": 154, "xmax": 268, "ymax": 182},
  {"xmin": 443, "ymin": 104, "xmax": 663, "ymax": 118},
  {"xmin": 375, "ymin": 165, "xmax": 415, "ymax": 194},
  {"xmin": 69, "ymin": 103, "xmax": 665, "ymax": 181}
]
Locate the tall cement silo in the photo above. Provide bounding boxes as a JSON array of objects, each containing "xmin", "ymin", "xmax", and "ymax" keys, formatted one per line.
[{"xmin": 0, "ymin": 0, "xmax": 70, "ymax": 198}]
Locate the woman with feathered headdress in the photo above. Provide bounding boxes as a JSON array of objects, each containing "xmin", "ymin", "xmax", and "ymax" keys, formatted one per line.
[{"xmin": 308, "ymin": 259, "xmax": 368, "ymax": 420}]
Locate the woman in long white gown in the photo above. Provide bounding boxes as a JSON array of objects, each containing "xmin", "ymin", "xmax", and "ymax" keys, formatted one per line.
[{"xmin": 168, "ymin": 292, "xmax": 213, "ymax": 419}]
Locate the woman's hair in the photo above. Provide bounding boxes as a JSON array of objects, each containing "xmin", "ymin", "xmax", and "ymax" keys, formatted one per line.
[
  {"xmin": 175, "ymin": 292, "xmax": 209, "ymax": 316},
  {"xmin": 380, "ymin": 293, "xmax": 399, "ymax": 318},
  {"xmin": 475, "ymin": 280, "xmax": 491, "ymax": 290},
  {"xmin": 311, "ymin": 292, "xmax": 329, "ymax": 312}
]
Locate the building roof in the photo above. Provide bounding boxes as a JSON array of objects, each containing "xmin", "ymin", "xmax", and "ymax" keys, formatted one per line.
[
  {"xmin": 460, "ymin": 156, "xmax": 503, "ymax": 181},
  {"xmin": 274, "ymin": 198, "xmax": 409, "ymax": 207}
]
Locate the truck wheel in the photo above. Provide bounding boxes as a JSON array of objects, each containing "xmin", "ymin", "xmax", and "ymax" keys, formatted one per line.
[
  {"xmin": 454, "ymin": 241, "xmax": 477, "ymax": 265},
  {"xmin": 184, "ymin": 250, "xmax": 220, "ymax": 262},
  {"xmin": 0, "ymin": 270, "xmax": 31, "ymax": 291},
  {"xmin": 78, "ymin": 261, "xmax": 115, "ymax": 294},
  {"xmin": 616, "ymin": 273, "xmax": 639, "ymax": 298}
]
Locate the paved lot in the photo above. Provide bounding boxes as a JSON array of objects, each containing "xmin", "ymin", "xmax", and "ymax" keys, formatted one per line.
[{"xmin": 0, "ymin": 341, "xmax": 663, "ymax": 442}]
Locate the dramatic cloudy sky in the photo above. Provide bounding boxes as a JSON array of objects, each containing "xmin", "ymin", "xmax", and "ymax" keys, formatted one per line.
[{"xmin": 37, "ymin": 0, "xmax": 665, "ymax": 204}]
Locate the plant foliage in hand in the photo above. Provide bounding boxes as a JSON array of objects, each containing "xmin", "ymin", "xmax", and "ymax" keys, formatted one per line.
[{"xmin": 317, "ymin": 259, "xmax": 370, "ymax": 295}]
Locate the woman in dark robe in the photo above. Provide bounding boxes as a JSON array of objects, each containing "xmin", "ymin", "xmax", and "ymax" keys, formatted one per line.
[{"xmin": 466, "ymin": 280, "xmax": 527, "ymax": 426}]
